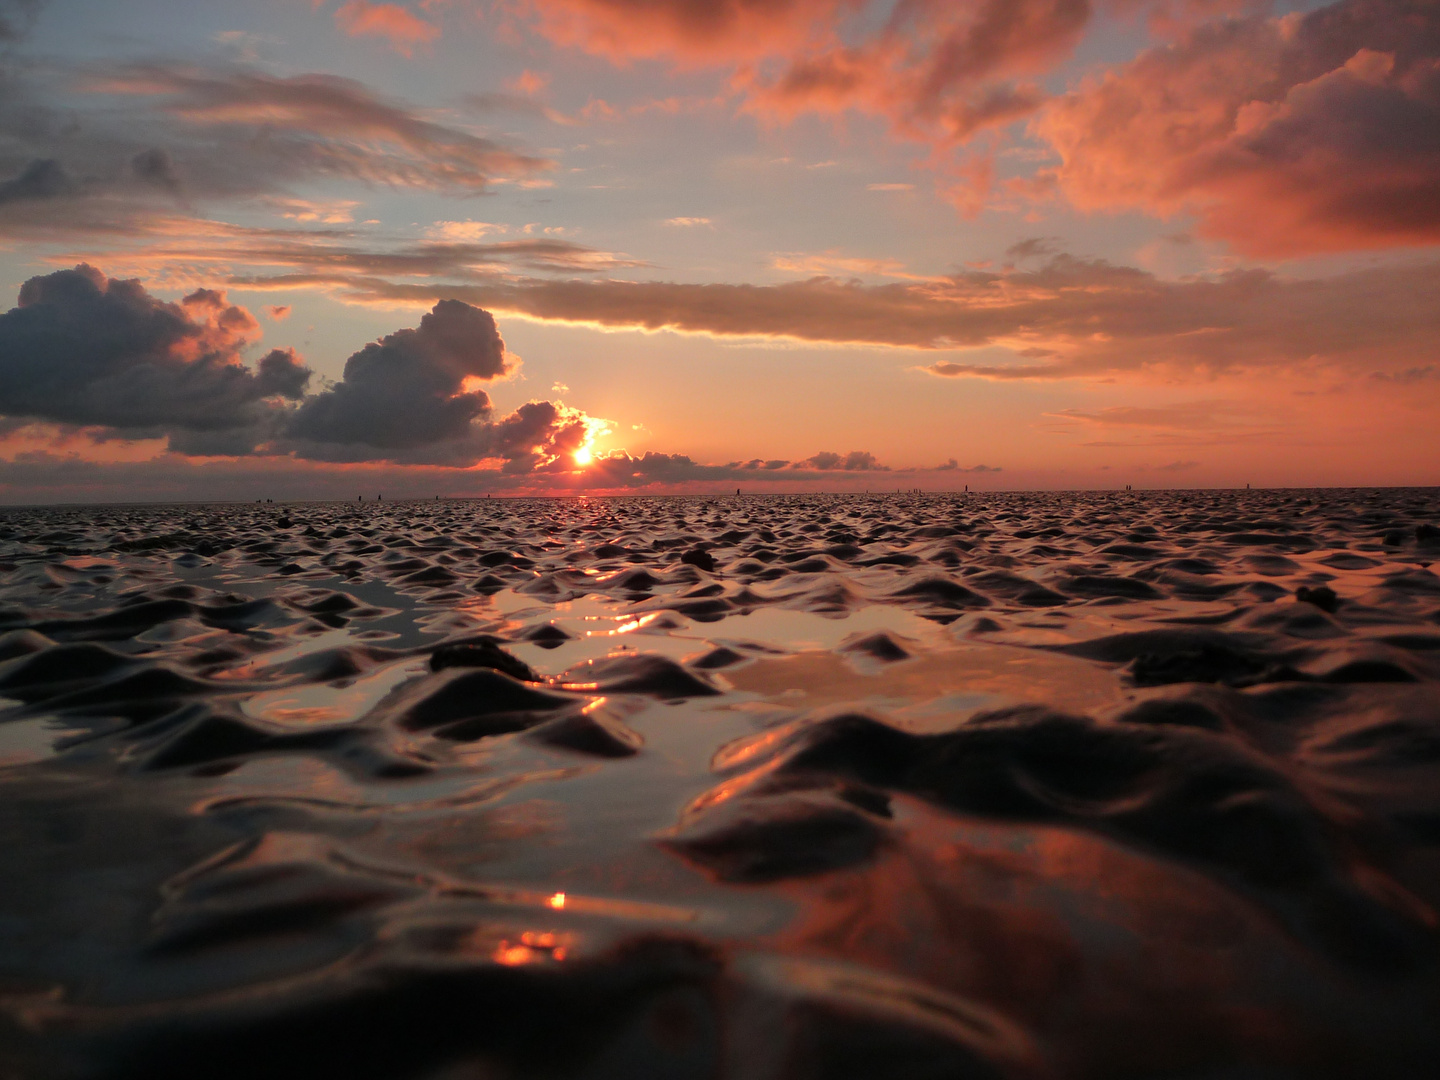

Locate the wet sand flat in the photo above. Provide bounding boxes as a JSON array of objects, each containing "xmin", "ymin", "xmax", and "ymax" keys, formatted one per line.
[{"xmin": 1, "ymin": 489, "xmax": 1439, "ymax": 1078}]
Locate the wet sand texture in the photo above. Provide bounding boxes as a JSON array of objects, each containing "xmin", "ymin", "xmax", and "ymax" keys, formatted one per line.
[{"xmin": 2, "ymin": 489, "xmax": 1439, "ymax": 1078}]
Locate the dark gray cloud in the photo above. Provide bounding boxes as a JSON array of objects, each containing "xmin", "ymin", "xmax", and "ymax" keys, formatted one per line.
[
  {"xmin": 936, "ymin": 459, "xmax": 1001, "ymax": 472},
  {"xmin": 288, "ymin": 300, "xmax": 509, "ymax": 451},
  {"xmin": 93, "ymin": 63, "xmax": 552, "ymax": 196},
  {"xmin": 130, "ymin": 148, "xmax": 182, "ymax": 196},
  {"xmin": 0, "ymin": 265, "xmax": 310, "ymax": 448},
  {"xmin": 0, "ymin": 158, "xmax": 77, "ymax": 203},
  {"xmin": 283, "ymin": 300, "xmax": 608, "ymax": 470},
  {"xmin": 0, "ymin": 59, "xmax": 554, "ymax": 242},
  {"xmin": 0, "ymin": 0, "xmax": 40, "ymax": 42},
  {"xmin": 795, "ymin": 450, "xmax": 888, "ymax": 471},
  {"xmin": 0, "ymin": 275, "xmax": 606, "ymax": 470}
]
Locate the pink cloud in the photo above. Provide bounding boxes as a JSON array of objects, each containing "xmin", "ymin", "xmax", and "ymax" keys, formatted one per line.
[
  {"xmin": 334, "ymin": 1, "xmax": 441, "ymax": 56},
  {"xmin": 514, "ymin": 0, "xmax": 849, "ymax": 66},
  {"xmin": 516, "ymin": 0, "xmax": 1088, "ymax": 146},
  {"xmin": 511, "ymin": 0, "xmax": 1440, "ymax": 252},
  {"xmin": 1037, "ymin": 0, "xmax": 1440, "ymax": 255}
]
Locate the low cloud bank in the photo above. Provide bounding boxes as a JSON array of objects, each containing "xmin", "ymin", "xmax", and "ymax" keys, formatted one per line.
[{"xmin": 0, "ymin": 267, "xmax": 968, "ymax": 491}]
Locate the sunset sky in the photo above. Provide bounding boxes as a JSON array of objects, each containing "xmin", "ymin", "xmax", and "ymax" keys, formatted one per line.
[{"xmin": 0, "ymin": 0, "xmax": 1435, "ymax": 500}]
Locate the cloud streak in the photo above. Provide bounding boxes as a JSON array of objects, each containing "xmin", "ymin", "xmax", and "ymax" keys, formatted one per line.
[
  {"xmin": 88, "ymin": 63, "xmax": 551, "ymax": 194},
  {"xmin": 243, "ymin": 252, "xmax": 1440, "ymax": 383}
]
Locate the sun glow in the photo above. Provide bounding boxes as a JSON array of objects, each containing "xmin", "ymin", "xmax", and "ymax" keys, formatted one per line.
[{"xmin": 573, "ymin": 446, "xmax": 593, "ymax": 466}]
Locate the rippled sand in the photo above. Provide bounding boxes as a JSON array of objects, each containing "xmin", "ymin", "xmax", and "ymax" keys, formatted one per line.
[{"xmin": 2, "ymin": 490, "xmax": 1439, "ymax": 1078}]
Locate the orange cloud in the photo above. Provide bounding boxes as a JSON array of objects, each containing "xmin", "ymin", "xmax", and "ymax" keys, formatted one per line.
[
  {"xmin": 1037, "ymin": 0, "xmax": 1440, "ymax": 255},
  {"xmin": 229, "ymin": 252, "xmax": 1440, "ymax": 389},
  {"xmin": 514, "ymin": 0, "xmax": 849, "ymax": 66},
  {"xmin": 511, "ymin": 0, "xmax": 1440, "ymax": 252},
  {"xmin": 334, "ymin": 1, "xmax": 441, "ymax": 56}
]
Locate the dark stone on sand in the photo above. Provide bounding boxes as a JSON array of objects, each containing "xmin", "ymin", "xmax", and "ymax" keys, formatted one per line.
[
  {"xmin": 1297, "ymin": 585, "xmax": 1340, "ymax": 613},
  {"xmin": 680, "ymin": 547, "xmax": 716, "ymax": 573}
]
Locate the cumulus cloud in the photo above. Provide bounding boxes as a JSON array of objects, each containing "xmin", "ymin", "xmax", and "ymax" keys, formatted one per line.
[
  {"xmin": 794, "ymin": 450, "xmax": 887, "ymax": 471},
  {"xmin": 0, "ymin": 266, "xmax": 309, "ymax": 449},
  {"xmin": 281, "ymin": 300, "xmax": 612, "ymax": 469},
  {"xmin": 1038, "ymin": 0, "xmax": 1440, "ymax": 255},
  {"xmin": 936, "ymin": 459, "xmax": 1001, "ymax": 472},
  {"xmin": 0, "ymin": 271, "xmax": 613, "ymax": 470},
  {"xmin": 289, "ymin": 299, "xmax": 508, "ymax": 450}
]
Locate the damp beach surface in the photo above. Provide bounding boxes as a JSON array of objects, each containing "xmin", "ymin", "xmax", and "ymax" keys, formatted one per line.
[{"xmin": 2, "ymin": 489, "xmax": 1439, "ymax": 1079}]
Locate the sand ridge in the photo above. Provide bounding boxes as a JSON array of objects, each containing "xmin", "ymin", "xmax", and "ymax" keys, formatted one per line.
[{"xmin": 1, "ymin": 489, "xmax": 1438, "ymax": 1078}]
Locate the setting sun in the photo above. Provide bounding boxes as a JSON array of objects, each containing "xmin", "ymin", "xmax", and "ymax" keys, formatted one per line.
[{"xmin": 573, "ymin": 447, "xmax": 593, "ymax": 466}]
